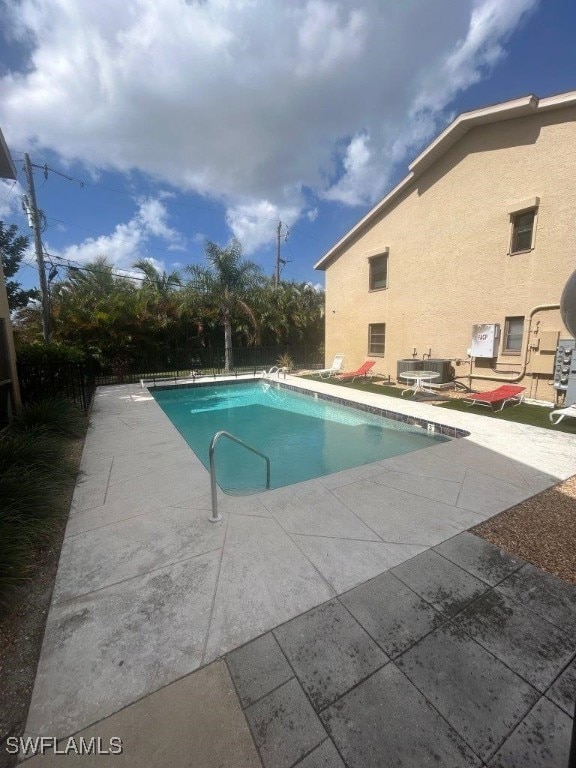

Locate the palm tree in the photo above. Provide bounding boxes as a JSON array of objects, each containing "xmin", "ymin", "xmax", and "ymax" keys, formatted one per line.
[
  {"xmin": 133, "ymin": 259, "xmax": 182, "ymax": 299},
  {"xmin": 251, "ymin": 279, "xmax": 325, "ymax": 347},
  {"xmin": 186, "ymin": 240, "xmax": 262, "ymax": 371},
  {"xmin": 133, "ymin": 259, "xmax": 182, "ymax": 327},
  {"xmin": 49, "ymin": 257, "xmax": 148, "ymax": 373}
]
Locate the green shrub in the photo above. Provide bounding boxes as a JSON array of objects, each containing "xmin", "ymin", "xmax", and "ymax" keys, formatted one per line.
[
  {"xmin": 276, "ymin": 352, "xmax": 294, "ymax": 370},
  {"xmin": 0, "ymin": 428, "xmax": 76, "ymax": 482},
  {"xmin": 16, "ymin": 341, "xmax": 86, "ymax": 365},
  {"xmin": 0, "ymin": 398, "xmax": 87, "ymax": 609},
  {"xmin": 0, "ymin": 512, "xmax": 35, "ymax": 598},
  {"xmin": 13, "ymin": 398, "xmax": 87, "ymax": 439}
]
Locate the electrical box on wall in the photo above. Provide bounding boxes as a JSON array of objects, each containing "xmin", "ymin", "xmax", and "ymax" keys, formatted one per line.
[{"xmin": 471, "ymin": 324, "xmax": 501, "ymax": 358}]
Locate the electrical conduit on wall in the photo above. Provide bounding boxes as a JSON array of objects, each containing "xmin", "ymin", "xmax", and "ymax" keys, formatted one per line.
[{"xmin": 462, "ymin": 304, "xmax": 560, "ymax": 384}]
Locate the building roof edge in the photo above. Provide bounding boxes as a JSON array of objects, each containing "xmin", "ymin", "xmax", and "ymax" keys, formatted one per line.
[
  {"xmin": 315, "ymin": 90, "xmax": 575, "ymax": 271},
  {"xmin": 0, "ymin": 127, "xmax": 17, "ymax": 181}
]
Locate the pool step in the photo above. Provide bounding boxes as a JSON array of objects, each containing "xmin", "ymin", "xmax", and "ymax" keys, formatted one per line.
[{"xmin": 223, "ymin": 485, "xmax": 269, "ymax": 496}]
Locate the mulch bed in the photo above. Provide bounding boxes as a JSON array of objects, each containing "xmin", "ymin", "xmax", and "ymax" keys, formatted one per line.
[{"xmin": 474, "ymin": 475, "xmax": 576, "ymax": 586}]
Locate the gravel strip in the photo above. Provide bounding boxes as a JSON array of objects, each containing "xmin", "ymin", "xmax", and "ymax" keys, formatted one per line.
[{"xmin": 474, "ymin": 476, "xmax": 576, "ymax": 586}]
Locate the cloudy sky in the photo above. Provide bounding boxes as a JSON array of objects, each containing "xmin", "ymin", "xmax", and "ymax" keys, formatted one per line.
[{"xmin": 0, "ymin": 0, "xmax": 574, "ymax": 289}]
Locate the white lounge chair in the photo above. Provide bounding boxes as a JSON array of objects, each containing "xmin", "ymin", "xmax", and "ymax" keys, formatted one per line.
[
  {"xmin": 319, "ymin": 353, "xmax": 344, "ymax": 378},
  {"xmin": 261, "ymin": 366, "xmax": 282, "ymax": 378},
  {"xmin": 549, "ymin": 404, "xmax": 576, "ymax": 425}
]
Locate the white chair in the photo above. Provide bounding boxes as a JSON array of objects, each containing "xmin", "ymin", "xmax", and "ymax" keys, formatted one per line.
[
  {"xmin": 549, "ymin": 404, "xmax": 576, "ymax": 425},
  {"xmin": 261, "ymin": 366, "xmax": 282, "ymax": 378},
  {"xmin": 318, "ymin": 353, "xmax": 344, "ymax": 378}
]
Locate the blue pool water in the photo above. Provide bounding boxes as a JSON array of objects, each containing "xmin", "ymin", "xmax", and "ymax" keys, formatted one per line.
[{"xmin": 152, "ymin": 382, "xmax": 449, "ymax": 493}]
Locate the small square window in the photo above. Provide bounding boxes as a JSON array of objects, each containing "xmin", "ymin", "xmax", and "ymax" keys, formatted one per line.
[
  {"xmin": 510, "ymin": 210, "xmax": 535, "ymax": 253},
  {"xmin": 369, "ymin": 254, "xmax": 388, "ymax": 290},
  {"xmin": 368, "ymin": 323, "xmax": 385, "ymax": 356},
  {"xmin": 503, "ymin": 316, "xmax": 524, "ymax": 355}
]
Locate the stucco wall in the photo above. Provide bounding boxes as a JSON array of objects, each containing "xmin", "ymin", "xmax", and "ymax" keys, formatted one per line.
[{"xmin": 322, "ymin": 106, "xmax": 576, "ymax": 402}]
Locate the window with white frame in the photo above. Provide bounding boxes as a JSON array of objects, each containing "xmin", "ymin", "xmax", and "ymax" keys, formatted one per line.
[
  {"xmin": 503, "ymin": 316, "xmax": 524, "ymax": 355},
  {"xmin": 368, "ymin": 323, "xmax": 385, "ymax": 356}
]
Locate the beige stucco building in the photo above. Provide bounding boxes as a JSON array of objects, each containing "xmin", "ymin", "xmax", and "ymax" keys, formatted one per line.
[
  {"xmin": 315, "ymin": 91, "xmax": 576, "ymax": 403},
  {"xmin": 0, "ymin": 126, "xmax": 21, "ymax": 423}
]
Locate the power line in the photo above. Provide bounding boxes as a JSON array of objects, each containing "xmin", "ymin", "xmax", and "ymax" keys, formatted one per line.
[
  {"xmin": 43, "ymin": 251, "xmax": 183, "ymax": 287},
  {"xmin": 31, "ymin": 162, "xmax": 84, "ymax": 188},
  {"xmin": 0, "ymin": 178, "xmax": 19, "ymax": 208},
  {"xmin": 15, "ymin": 152, "xmax": 297, "ymax": 227}
]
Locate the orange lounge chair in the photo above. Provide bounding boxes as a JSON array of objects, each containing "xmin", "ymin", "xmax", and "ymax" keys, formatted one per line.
[
  {"xmin": 336, "ymin": 361, "xmax": 375, "ymax": 382},
  {"xmin": 462, "ymin": 384, "xmax": 525, "ymax": 411}
]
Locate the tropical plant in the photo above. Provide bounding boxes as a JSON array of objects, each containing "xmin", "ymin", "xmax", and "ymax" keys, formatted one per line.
[
  {"xmin": 251, "ymin": 280, "xmax": 324, "ymax": 347},
  {"xmin": 276, "ymin": 352, "xmax": 294, "ymax": 370},
  {"xmin": 48, "ymin": 258, "xmax": 151, "ymax": 374},
  {"xmin": 11, "ymin": 243, "xmax": 325, "ymax": 375},
  {"xmin": 133, "ymin": 259, "xmax": 182, "ymax": 324},
  {"xmin": 186, "ymin": 239, "xmax": 263, "ymax": 371},
  {"xmin": 0, "ymin": 220, "xmax": 39, "ymax": 310}
]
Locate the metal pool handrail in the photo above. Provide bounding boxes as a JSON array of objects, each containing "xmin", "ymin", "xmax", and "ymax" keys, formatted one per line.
[{"xmin": 208, "ymin": 430, "xmax": 271, "ymax": 522}]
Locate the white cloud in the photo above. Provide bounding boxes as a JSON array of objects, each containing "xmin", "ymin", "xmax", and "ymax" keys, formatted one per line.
[
  {"xmin": 0, "ymin": 0, "xmax": 539, "ymax": 245},
  {"xmin": 135, "ymin": 197, "xmax": 186, "ymax": 251},
  {"xmin": 225, "ymin": 198, "xmax": 301, "ymax": 254},
  {"xmin": 307, "ymin": 208, "xmax": 319, "ymax": 223},
  {"xmin": 323, "ymin": 133, "xmax": 383, "ymax": 207},
  {"xmin": 49, "ymin": 197, "xmax": 182, "ymax": 272}
]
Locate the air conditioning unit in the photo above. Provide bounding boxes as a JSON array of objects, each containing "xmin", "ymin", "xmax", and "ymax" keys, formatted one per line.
[
  {"xmin": 397, "ymin": 359, "xmax": 422, "ymax": 380},
  {"xmin": 397, "ymin": 358, "xmax": 453, "ymax": 384},
  {"xmin": 424, "ymin": 359, "xmax": 453, "ymax": 384},
  {"xmin": 471, "ymin": 324, "xmax": 500, "ymax": 358}
]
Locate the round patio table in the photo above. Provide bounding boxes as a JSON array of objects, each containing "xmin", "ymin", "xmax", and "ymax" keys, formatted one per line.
[{"xmin": 400, "ymin": 370, "xmax": 441, "ymax": 397}]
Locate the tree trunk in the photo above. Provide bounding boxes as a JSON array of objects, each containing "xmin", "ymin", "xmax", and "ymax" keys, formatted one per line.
[{"xmin": 224, "ymin": 314, "xmax": 233, "ymax": 372}]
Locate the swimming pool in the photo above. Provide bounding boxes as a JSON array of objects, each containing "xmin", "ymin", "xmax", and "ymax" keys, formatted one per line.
[{"xmin": 152, "ymin": 381, "xmax": 450, "ymax": 493}]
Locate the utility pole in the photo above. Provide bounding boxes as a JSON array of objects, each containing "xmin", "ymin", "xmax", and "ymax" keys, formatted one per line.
[
  {"xmin": 23, "ymin": 153, "xmax": 51, "ymax": 342},
  {"xmin": 275, "ymin": 220, "xmax": 282, "ymax": 289}
]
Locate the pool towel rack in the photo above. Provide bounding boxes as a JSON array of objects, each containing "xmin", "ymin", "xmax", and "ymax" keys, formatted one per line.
[{"xmin": 208, "ymin": 431, "xmax": 271, "ymax": 522}]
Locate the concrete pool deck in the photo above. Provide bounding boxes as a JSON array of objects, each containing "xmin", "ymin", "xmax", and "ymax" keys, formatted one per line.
[{"xmin": 23, "ymin": 375, "xmax": 576, "ymax": 765}]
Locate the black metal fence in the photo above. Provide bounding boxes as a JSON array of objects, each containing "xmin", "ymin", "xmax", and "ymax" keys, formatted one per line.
[
  {"xmin": 17, "ymin": 361, "xmax": 96, "ymax": 413},
  {"xmin": 93, "ymin": 345, "xmax": 323, "ymax": 385},
  {"xmin": 17, "ymin": 345, "xmax": 323, "ymax": 410}
]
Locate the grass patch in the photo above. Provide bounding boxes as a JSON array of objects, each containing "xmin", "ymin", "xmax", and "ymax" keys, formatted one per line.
[
  {"xmin": 0, "ymin": 399, "xmax": 88, "ymax": 610},
  {"xmin": 299, "ymin": 375, "xmax": 576, "ymax": 433},
  {"xmin": 435, "ymin": 398, "xmax": 576, "ymax": 433}
]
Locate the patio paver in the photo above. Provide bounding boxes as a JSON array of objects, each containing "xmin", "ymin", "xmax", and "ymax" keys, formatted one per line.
[
  {"xmin": 245, "ymin": 678, "xmax": 326, "ymax": 768},
  {"xmin": 321, "ymin": 664, "xmax": 482, "ymax": 768},
  {"xmin": 396, "ymin": 623, "xmax": 540, "ymax": 761},
  {"xmin": 433, "ymin": 530, "xmax": 526, "ymax": 585},
  {"xmin": 339, "ymin": 570, "xmax": 445, "ymax": 658},
  {"xmin": 273, "ymin": 600, "xmax": 387, "ymax": 712},
  {"xmin": 487, "ymin": 697, "xmax": 573, "ymax": 768},
  {"xmin": 496, "ymin": 561, "xmax": 576, "ymax": 632},
  {"xmin": 391, "ymin": 549, "xmax": 490, "ymax": 616},
  {"xmin": 546, "ymin": 656, "xmax": 576, "ymax": 716},
  {"xmin": 23, "ymin": 378, "xmax": 576, "ymax": 763},
  {"xmin": 453, "ymin": 589, "xmax": 576, "ymax": 691}
]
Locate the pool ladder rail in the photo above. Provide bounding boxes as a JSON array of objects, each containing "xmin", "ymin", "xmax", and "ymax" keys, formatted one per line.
[{"xmin": 208, "ymin": 430, "xmax": 271, "ymax": 522}]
